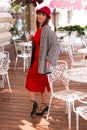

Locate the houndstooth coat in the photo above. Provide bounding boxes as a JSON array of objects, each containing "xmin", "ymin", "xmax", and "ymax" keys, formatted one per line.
[{"xmin": 38, "ymin": 25, "xmax": 60, "ymax": 74}]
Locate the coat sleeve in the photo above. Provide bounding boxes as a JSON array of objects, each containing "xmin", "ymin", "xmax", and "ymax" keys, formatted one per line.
[{"xmin": 46, "ymin": 30, "xmax": 60, "ymax": 64}]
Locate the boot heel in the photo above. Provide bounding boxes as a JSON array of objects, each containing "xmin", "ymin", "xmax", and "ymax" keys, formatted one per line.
[{"xmin": 31, "ymin": 101, "xmax": 38, "ymax": 117}]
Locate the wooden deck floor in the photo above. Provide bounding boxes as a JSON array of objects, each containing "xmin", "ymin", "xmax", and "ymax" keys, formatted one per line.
[{"xmin": 0, "ymin": 52, "xmax": 87, "ymax": 130}]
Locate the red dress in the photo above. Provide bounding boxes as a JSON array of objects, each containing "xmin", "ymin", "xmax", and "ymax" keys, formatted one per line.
[{"xmin": 25, "ymin": 28, "xmax": 50, "ymax": 92}]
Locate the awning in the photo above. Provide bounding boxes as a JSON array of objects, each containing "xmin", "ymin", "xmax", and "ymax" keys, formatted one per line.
[
  {"xmin": 84, "ymin": 5, "xmax": 87, "ymax": 10},
  {"xmin": 72, "ymin": 1, "xmax": 82, "ymax": 10},
  {"xmin": 49, "ymin": 0, "xmax": 82, "ymax": 10},
  {"xmin": 49, "ymin": 0, "xmax": 71, "ymax": 9}
]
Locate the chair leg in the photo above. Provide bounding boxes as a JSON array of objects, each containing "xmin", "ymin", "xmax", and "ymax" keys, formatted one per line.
[
  {"xmin": 23, "ymin": 58, "xmax": 26, "ymax": 72},
  {"xmin": 26, "ymin": 58, "xmax": 29, "ymax": 68},
  {"xmin": 65, "ymin": 101, "xmax": 68, "ymax": 114},
  {"xmin": 67, "ymin": 101, "xmax": 72, "ymax": 129},
  {"xmin": 0, "ymin": 75, "xmax": 5, "ymax": 88},
  {"xmin": 76, "ymin": 113, "xmax": 79, "ymax": 130},
  {"xmin": 46, "ymin": 96, "xmax": 53, "ymax": 120},
  {"xmin": 6, "ymin": 74, "xmax": 12, "ymax": 93},
  {"xmin": 14, "ymin": 56, "xmax": 18, "ymax": 70}
]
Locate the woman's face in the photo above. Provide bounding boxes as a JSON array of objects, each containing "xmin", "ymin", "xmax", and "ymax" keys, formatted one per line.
[{"xmin": 37, "ymin": 12, "xmax": 47, "ymax": 26}]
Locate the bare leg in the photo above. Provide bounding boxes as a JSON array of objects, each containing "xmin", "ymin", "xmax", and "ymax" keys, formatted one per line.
[
  {"xmin": 28, "ymin": 91, "xmax": 35, "ymax": 111},
  {"xmin": 41, "ymin": 88, "xmax": 48, "ymax": 104},
  {"xmin": 29, "ymin": 91, "xmax": 35, "ymax": 101}
]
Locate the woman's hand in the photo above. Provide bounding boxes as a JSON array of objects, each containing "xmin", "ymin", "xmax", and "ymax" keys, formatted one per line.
[
  {"xmin": 28, "ymin": 35, "xmax": 33, "ymax": 41},
  {"xmin": 46, "ymin": 61, "xmax": 51, "ymax": 68}
]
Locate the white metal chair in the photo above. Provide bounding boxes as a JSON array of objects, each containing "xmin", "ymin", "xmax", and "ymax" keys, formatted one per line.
[
  {"xmin": 46, "ymin": 60, "xmax": 87, "ymax": 129},
  {"xmin": 59, "ymin": 31, "xmax": 77, "ymax": 55},
  {"xmin": 67, "ymin": 43, "xmax": 87, "ymax": 68},
  {"xmin": 73, "ymin": 97, "xmax": 87, "ymax": 130},
  {"xmin": 14, "ymin": 40, "xmax": 32, "ymax": 72},
  {"xmin": 52, "ymin": 60, "xmax": 69, "ymax": 90},
  {"xmin": 0, "ymin": 51, "xmax": 12, "ymax": 93}
]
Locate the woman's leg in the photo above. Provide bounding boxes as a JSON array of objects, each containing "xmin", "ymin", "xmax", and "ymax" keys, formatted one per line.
[
  {"xmin": 29, "ymin": 91, "xmax": 35, "ymax": 101},
  {"xmin": 36, "ymin": 88, "xmax": 49, "ymax": 116},
  {"xmin": 41, "ymin": 88, "xmax": 48, "ymax": 104}
]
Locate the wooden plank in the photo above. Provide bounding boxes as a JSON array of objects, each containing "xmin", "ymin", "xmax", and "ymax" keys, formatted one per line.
[{"xmin": 0, "ymin": 52, "xmax": 87, "ymax": 130}]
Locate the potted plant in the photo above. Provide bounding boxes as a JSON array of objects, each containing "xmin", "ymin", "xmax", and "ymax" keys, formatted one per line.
[{"xmin": 9, "ymin": 1, "xmax": 27, "ymax": 38}]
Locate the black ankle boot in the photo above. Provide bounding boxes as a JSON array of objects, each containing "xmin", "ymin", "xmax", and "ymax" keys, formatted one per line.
[
  {"xmin": 41, "ymin": 105, "xmax": 49, "ymax": 115},
  {"xmin": 36, "ymin": 104, "xmax": 49, "ymax": 116},
  {"xmin": 31, "ymin": 101, "xmax": 38, "ymax": 117}
]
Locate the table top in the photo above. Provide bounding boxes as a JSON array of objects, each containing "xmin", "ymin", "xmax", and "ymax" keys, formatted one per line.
[
  {"xmin": 63, "ymin": 67, "xmax": 87, "ymax": 83},
  {"xmin": 0, "ymin": 41, "xmax": 10, "ymax": 46},
  {"xmin": 78, "ymin": 48, "xmax": 87, "ymax": 54}
]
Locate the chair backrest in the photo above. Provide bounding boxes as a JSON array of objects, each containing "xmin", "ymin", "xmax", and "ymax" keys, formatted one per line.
[
  {"xmin": 67, "ymin": 31, "xmax": 77, "ymax": 52},
  {"xmin": 69, "ymin": 31, "xmax": 77, "ymax": 43},
  {"xmin": 81, "ymin": 35, "xmax": 87, "ymax": 48},
  {"xmin": 14, "ymin": 40, "xmax": 24, "ymax": 55},
  {"xmin": 47, "ymin": 60, "xmax": 69, "ymax": 93},
  {"xmin": 67, "ymin": 43, "xmax": 87, "ymax": 68},
  {"xmin": 2, "ymin": 51, "xmax": 10, "ymax": 70},
  {"xmin": 14, "ymin": 40, "xmax": 32, "ymax": 56},
  {"xmin": 0, "ymin": 53, "xmax": 4, "ymax": 68},
  {"xmin": 59, "ymin": 31, "xmax": 77, "ymax": 55},
  {"xmin": 62, "ymin": 31, "xmax": 77, "ymax": 44},
  {"xmin": 21, "ymin": 42, "xmax": 32, "ymax": 55}
]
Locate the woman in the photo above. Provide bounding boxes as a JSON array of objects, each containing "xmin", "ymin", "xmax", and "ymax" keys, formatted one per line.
[{"xmin": 25, "ymin": 6, "xmax": 60, "ymax": 117}]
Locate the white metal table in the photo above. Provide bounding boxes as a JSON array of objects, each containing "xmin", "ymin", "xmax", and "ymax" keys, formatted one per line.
[
  {"xmin": 63, "ymin": 67, "xmax": 87, "ymax": 83},
  {"xmin": 56, "ymin": 32, "xmax": 67, "ymax": 38}
]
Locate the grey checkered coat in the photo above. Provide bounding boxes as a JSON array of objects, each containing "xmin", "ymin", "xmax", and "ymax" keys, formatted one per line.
[{"xmin": 38, "ymin": 25, "xmax": 60, "ymax": 74}]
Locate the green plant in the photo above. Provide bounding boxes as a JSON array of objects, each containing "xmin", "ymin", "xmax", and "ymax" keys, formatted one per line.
[
  {"xmin": 10, "ymin": 1, "xmax": 23, "ymax": 13},
  {"xmin": 56, "ymin": 25, "xmax": 85, "ymax": 36}
]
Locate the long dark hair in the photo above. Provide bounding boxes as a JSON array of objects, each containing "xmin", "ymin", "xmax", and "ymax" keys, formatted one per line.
[{"xmin": 36, "ymin": 12, "xmax": 50, "ymax": 29}]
